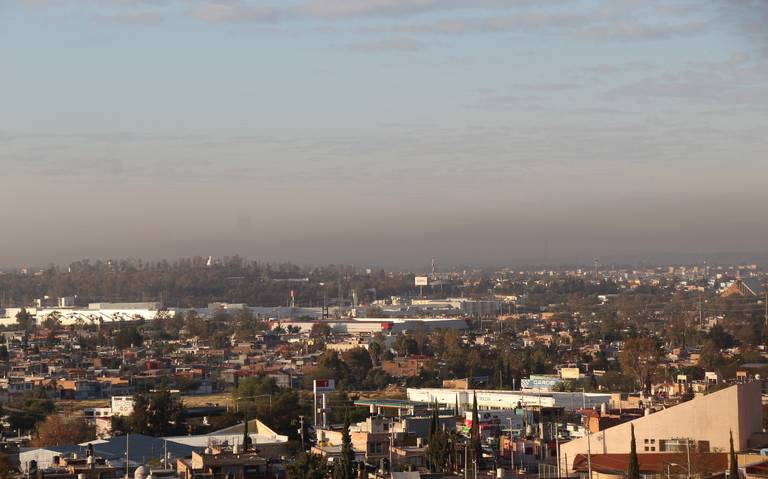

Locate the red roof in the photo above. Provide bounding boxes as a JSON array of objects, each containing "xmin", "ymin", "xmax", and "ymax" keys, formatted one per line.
[{"xmin": 573, "ymin": 453, "xmax": 728, "ymax": 474}]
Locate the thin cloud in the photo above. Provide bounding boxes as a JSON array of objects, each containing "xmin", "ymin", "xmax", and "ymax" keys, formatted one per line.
[
  {"xmin": 93, "ymin": 11, "xmax": 162, "ymax": 24},
  {"xmin": 578, "ymin": 20, "xmax": 709, "ymax": 41},
  {"xmin": 347, "ymin": 37, "xmax": 424, "ymax": 52},
  {"xmin": 190, "ymin": 1, "xmax": 284, "ymax": 24}
]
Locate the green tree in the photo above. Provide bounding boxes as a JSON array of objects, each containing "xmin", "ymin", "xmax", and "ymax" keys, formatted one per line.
[
  {"xmin": 16, "ymin": 308, "xmax": 35, "ymax": 345},
  {"xmin": 427, "ymin": 401, "xmax": 449, "ymax": 472},
  {"xmin": 627, "ymin": 424, "xmax": 639, "ymax": 479},
  {"xmin": 242, "ymin": 412, "xmax": 252, "ymax": 452},
  {"xmin": 342, "ymin": 347, "xmax": 373, "ymax": 383},
  {"xmin": 288, "ymin": 453, "xmax": 327, "ymax": 479},
  {"xmin": 310, "ymin": 323, "xmax": 332, "ymax": 339},
  {"xmin": 729, "ymin": 430, "xmax": 739, "ymax": 479},
  {"xmin": 128, "ymin": 389, "xmax": 185, "ymax": 436},
  {"xmin": 114, "ymin": 326, "xmax": 143, "ymax": 349},
  {"xmin": 470, "ymin": 392, "xmax": 481, "ymax": 465},
  {"xmin": 184, "ymin": 311, "xmax": 208, "ymax": 337},
  {"xmin": 129, "ymin": 392, "xmax": 151, "ymax": 434},
  {"xmin": 333, "ymin": 412, "xmax": 355, "ymax": 479}
]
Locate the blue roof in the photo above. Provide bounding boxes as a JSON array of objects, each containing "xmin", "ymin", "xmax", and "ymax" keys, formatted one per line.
[{"xmin": 40, "ymin": 434, "xmax": 196, "ymax": 462}]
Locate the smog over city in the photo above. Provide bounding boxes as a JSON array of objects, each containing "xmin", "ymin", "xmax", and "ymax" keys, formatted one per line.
[
  {"xmin": 2, "ymin": 1, "xmax": 767, "ymax": 267},
  {"xmin": 0, "ymin": 2, "xmax": 767, "ymax": 479}
]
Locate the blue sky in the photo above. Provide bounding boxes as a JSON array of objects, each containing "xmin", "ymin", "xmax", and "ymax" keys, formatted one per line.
[{"xmin": 1, "ymin": 0, "xmax": 767, "ymax": 268}]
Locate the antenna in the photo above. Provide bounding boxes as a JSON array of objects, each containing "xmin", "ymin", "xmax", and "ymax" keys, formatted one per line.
[
  {"xmin": 338, "ymin": 266, "xmax": 343, "ymax": 318},
  {"xmin": 593, "ymin": 258, "xmax": 599, "ymax": 280},
  {"xmin": 431, "ymin": 257, "xmax": 436, "ymax": 280}
]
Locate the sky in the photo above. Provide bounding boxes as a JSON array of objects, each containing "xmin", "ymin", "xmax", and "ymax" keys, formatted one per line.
[{"xmin": 1, "ymin": 0, "xmax": 767, "ymax": 269}]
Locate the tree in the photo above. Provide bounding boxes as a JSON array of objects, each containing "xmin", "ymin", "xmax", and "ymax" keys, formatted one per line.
[
  {"xmin": 333, "ymin": 412, "xmax": 355, "ymax": 479},
  {"xmin": 470, "ymin": 392, "xmax": 481, "ymax": 466},
  {"xmin": 7, "ymin": 395, "xmax": 55, "ymax": 432},
  {"xmin": 16, "ymin": 308, "xmax": 35, "ymax": 345},
  {"xmin": 242, "ymin": 412, "xmax": 252, "ymax": 451},
  {"xmin": 30, "ymin": 415, "xmax": 96, "ymax": 446},
  {"xmin": 709, "ymin": 325, "xmax": 737, "ymax": 349},
  {"xmin": 311, "ymin": 351, "xmax": 350, "ymax": 386},
  {"xmin": 41, "ymin": 312, "xmax": 62, "ymax": 332},
  {"xmin": 729, "ymin": 430, "xmax": 739, "ymax": 479},
  {"xmin": 310, "ymin": 322, "xmax": 332, "ymax": 339},
  {"xmin": 627, "ymin": 424, "xmax": 639, "ymax": 479},
  {"xmin": 288, "ymin": 453, "xmax": 327, "ymax": 479},
  {"xmin": 367, "ymin": 341, "xmax": 382, "ymax": 367},
  {"xmin": 427, "ymin": 401, "xmax": 449, "ymax": 472},
  {"xmin": 0, "ymin": 453, "xmax": 14, "ymax": 479},
  {"xmin": 114, "ymin": 325, "xmax": 143, "ymax": 349},
  {"xmin": 128, "ymin": 389, "xmax": 184, "ymax": 436},
  {"xmin": 619, "ymin": 338, "xmax": 662, "ymax": 393},
  {"xmin": 129, "ymin": 392, "xmax": 151, "ymax": 434},
  {"xmin": 393, "ymin": 333, "xmax": 418, "ymax": 357},
  {"xmin": 184, "ymin": 311, "xmax": 208, "ymax": 337},
  {"xmin": 342, "ymin": 347, "xmax": 373, "ymax": 382}
]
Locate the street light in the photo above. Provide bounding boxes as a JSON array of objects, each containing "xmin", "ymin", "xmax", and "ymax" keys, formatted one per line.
[{"xmin": 667, "ymin": 462, "xmax": 686, "ymax": 479}]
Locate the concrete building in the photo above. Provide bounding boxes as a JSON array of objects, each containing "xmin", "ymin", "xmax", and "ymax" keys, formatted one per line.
[
  {"xmin": 279, "ymin": 317, "xmax": 468, "ymax": 334},
  {"xmin": 558, "ymin": 381, "xmax": 765, "ymax": 474},
  {"xmin": 406, "ymin": 388, "xmax": 611, "ymax": 412}
]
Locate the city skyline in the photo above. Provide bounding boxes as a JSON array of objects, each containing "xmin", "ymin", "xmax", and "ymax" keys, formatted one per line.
[{"xmin": 2, "ymin": 0, "xmax": 767, "ymax": 266}]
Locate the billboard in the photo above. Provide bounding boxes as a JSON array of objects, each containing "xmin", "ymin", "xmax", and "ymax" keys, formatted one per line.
[
  {"xmin": 521, "ymin": 375, "xmax": 562, "ymax": 391},
  {"xmin": 111, "ymin": 396, "xmax": 135, "ymax": 416},
  {"xmin": 560, "ymin": 367, "xmax": 581, "ymax": 380},
  {"xmin": 313, "ymin": 379, "xmax": 336, "ymax": 393},
  {"xmin": 415, "ymin": 276, "xmax": 429, "ymax": 286}
]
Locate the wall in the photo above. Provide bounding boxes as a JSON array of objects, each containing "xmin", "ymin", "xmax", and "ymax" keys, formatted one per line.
[{"xmin": 558, "ymin": 382, "xmax": 764, "ymax": 473}]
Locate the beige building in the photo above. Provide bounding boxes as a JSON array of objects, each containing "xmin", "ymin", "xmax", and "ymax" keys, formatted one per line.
[{"xmin": 559, "ymin": 382, "xmax": 765, "ymax": 474}]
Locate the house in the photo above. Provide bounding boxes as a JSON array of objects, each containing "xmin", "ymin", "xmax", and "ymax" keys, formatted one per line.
[
  {"xmin": 721, "ymin": 278, "xmax": 766, "ymax": 297},
  {"xmin": 558, "ymin": 382, "xmax": 765, "ymax": 474},
  {"xmin": 176, "ymin": 447, "xmax": 274, "ymax": 479}
]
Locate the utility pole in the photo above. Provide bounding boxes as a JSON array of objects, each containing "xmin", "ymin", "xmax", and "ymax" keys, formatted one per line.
[
  {"xmin": 125, "ymin": 434, "xmax": 130, "ymax": 479},
  {"xmin": 299, "ymin": 416, "xmax": 305, "ymax": 452},
  {"xmin": 464, "ymin": 442, "xmax": 468, "ymax": 479},
  {"xmin": 582, "ymin": 389, "xmax": 592, "ymax": 479},
  {"xmin": 508, "ymin": 418, "xmax": 514, "ymax": 472},
  {"xmin": 389, "ymin": 429, "xmax": 394, "ymax": 478}
]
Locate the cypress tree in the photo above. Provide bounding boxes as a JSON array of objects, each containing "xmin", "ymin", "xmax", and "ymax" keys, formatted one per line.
[
  {"xmin": 454, "ymin": 394, "xmax": 460, "ymax": 418},
  {"xmin": 470, "ymin": 392, "xmax": 482, "ymax": 467},
  {"xmin": 729, "ymin": 430, "xmax": 739, "ymax": 479},
  {"xmin": 242, "ymin": 412, "xmax": 250, "ymax": 452},
  {"xmin": 627, "ymin": 424, "xmax": 640, "ymax": 479}
]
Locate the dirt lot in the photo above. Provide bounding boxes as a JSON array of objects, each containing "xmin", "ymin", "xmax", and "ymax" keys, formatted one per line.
[
  {"xmin": 54, "ymin": 392, "xmax": 232, "ymax": 414},
  {"xmin": 53, "ymin": 388, "xmax": 405, "ymax": 414}
]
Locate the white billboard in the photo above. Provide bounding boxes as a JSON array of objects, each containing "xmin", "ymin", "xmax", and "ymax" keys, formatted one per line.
[{"xmin": 415, "ymin": 276, "xmax": 429, "ymax": 286}]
